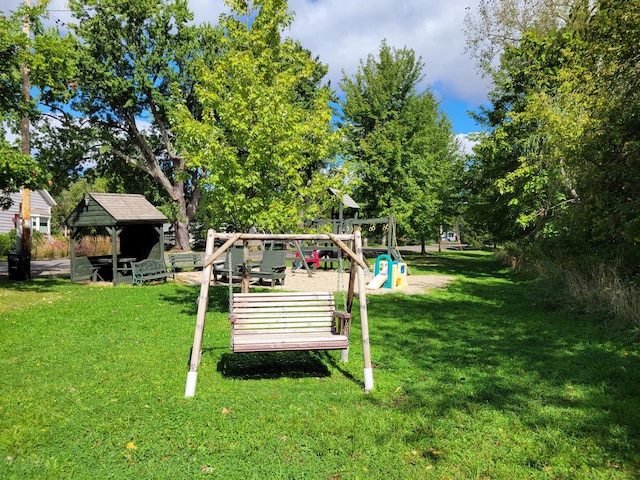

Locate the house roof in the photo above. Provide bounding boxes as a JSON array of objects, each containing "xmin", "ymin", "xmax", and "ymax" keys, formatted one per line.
[
  {"xmin": 65, "ymin": 193, "xmax": 167, "ymax": 227},
  {"xmin": 89, "ymin": 193, "xmax": 167, "ymax": 222},
  {"xmin": 38, "ymin": 189, "xmax": 57, "ymax": 207}
]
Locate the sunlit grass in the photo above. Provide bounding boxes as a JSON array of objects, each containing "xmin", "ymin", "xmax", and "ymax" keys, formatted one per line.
[{"xmin": 1, "ymin": 251, "xmax": 639, "ymax": 478}]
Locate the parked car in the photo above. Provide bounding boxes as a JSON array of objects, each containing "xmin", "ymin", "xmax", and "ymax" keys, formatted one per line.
[{"xmin": 441, "ymin": 231, "xmax": 457, "ymax": 242}]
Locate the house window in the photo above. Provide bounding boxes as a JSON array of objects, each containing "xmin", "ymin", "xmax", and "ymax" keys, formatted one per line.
[{"xmin": 30, "ymin": 216, "xmax": 51, "ymax": 235}]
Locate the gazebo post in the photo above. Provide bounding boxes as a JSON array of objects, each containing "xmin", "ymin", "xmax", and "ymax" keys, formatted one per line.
[
  {"xmin": 69, "ymin": 228, "xmax": 77, "ymax": 282},
  {"xmin": 110, "ymin": 226, "xmax": 118, "ymax": 285}
]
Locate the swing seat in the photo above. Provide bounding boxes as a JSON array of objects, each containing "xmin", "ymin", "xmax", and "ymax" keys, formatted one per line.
[{"xmin": 230, "ymin": 292, "xmax": 351, "ymax": 353}]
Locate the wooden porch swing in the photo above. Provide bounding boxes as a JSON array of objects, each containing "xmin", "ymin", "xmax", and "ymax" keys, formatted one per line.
[{"xmin": 184, "ymin": 230, "xmax": 374, "ymax": 397}]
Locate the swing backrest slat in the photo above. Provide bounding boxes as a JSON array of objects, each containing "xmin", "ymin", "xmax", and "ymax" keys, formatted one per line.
[{"xmin": 230, "ymin": 291, "xmax": 351, "ymax": 353}]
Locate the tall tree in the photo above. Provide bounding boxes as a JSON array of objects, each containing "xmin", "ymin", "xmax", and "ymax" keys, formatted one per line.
[
  {"xmin": 466, "ymin": 0, "xmax": 640, "ymax": 271},
  {"xmin": 172, "ymin": 0, "xmax": 341, "ymax": 231},
  {"xmin": 0, "ymin": 2, "xmax": 73, "ymax": 208},
  {"xmin": 463, "ymin": 0, "xmax": 591, "ymax": 75},
  {"xmin": 339, "ymin": 41, "xmax": 460, "ymax": 245},
  {"xmin": 41, "ymin": 0, "xmax": 220, "ymax": 249}
]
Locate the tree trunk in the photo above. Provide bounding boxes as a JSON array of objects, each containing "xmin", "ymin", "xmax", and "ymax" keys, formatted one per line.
[
  {"xmin": 173, "ymin": 191, "xmax": 191, "ymax": 251},
  {"xmin": 172, "ymin": 184, "xmax": 202, "ymax": 251},
  {"xmin": 175, "ymin": 219, "xmax": 190, "ymax": 251}
]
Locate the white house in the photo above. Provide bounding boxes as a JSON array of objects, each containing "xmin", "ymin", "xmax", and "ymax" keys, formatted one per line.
[{"xmin": 0, "ymin": 189, "xmax": 57, "ymax": 238}]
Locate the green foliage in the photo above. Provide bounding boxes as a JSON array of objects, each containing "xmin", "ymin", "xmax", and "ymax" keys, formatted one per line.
[
  {"xmin": 2, "ymin": 252, "xmax": 640, "ymax": 478},
  {"xmin": 466, "ymin": 1, "xmax": 640, "ymax": 274},
  {"xmin": 463, "ymin": 0, "xmax": 570, "ymax": 75},
  {"xmin": 173, "ymin": 0, "xmax": 341, "ymax": 231},
  {"xmin": 0, "ymin": 11, "xmax": 28, "ymax": 118},
  {"xmin": 50, "ymin": 177, "xmax": 110, "ymax": 232},
  {"xmin": 0, "ymin": 231, "xmax": 15, "ymax": 256},
  {"xmin": 339, "ymin": 41, "xmax": 462, "ymax": 244},
  {"xmin": 41, "ymin": 0, "xmax": 220, "ymax": 248},
  {"xmin": 0, "ymin": 3, "xmax": 72, "ymax": 204},
  {"xmin": 0, "ymin": 143, "xmax": 44, "ymax": 208}
]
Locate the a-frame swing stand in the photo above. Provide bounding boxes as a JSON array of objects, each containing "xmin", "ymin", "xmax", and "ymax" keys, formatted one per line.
[{"xmin": 184, "ymin": 229, "xmax": 374, "ymax": 397}]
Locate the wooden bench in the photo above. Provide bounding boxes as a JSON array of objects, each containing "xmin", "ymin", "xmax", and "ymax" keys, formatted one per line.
[
  {"xmin": 249, "ymin": 250, "xmax": 286, "ymax": 286},
  {"xmin": 131, "ymin": 259, "xmax": 174, "ymax": 285},
  {"xmin": 230, "ymin": 292, "xmax": 351, "ymax": 353},
  {"xmin": 168, "ymin": 252, "xmax": 204, "ymax": 272},
  {"xmin": 212, "ymin": 248, "xmax": 245, "ymax": 282}
]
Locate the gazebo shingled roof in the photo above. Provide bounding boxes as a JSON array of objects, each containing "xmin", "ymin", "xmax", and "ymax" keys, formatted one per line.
[{"xmin": 66, "ymin": 193, "xmax": 167, "ymax": 227}]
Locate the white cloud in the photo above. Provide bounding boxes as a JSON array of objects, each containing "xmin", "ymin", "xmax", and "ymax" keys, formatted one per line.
[
  {"xmin": 3, "ymin": 0, "xmax": 491, "ymax": 132},
  {"xmin": 184, "ymin": 0, "xmax": 490, "ymax": 104},
  {"xmin": 456, "ymin": 133, "xmax": 479, "ymax": 156},
  {"xmin": 285, "ymin": 0, "xmax": 489, "ymax": 103}
]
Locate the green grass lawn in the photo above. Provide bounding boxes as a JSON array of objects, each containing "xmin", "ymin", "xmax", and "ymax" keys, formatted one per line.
[{"xmin": 1, "ymin": 251, "xmax": 639, "ymax": 479}]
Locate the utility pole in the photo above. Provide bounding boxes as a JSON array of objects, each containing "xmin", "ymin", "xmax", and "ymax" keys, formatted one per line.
[
  {"xmin": 10, "ymin": 0, "xmax": 32, "ymax": 280},
  {"xmin": 19, "ymin": 0, "xmax": 32, "ymax": 255}
]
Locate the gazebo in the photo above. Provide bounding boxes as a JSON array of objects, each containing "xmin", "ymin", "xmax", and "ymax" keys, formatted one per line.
[{"xmin": 65, "ymin": 193, "xmax": 168, "ymax": 285}]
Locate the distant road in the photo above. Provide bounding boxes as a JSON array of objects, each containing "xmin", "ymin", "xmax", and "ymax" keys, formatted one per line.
[
  {"xmin": 0, "ymin": 258, "xmax": 71, "ymax": 277},
  {"xmin": 0, "ymin": 244, "xmax": 460, "ymax": 278}
]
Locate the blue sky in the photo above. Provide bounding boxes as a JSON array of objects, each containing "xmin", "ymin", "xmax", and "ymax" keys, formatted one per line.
[
  {"xmin": 4, "ymin": 0, "xmax": 490, "ymax": 143},
  {"xmin": 190, "ymin": 0, "xmax": 491, "ymax": 136}
]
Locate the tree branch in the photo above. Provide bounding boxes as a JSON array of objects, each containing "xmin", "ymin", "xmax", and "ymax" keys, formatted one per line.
[
  {"xmin": 147, "ymin": 90, "xmax": 183, "ymax": 164},
  {"xmin": 110, "ymin": 148, "xmax": 153, "ymax": 175},
  {"xmin": 123, "ymin": 111, "xmax": 178, "ymax": 199}
]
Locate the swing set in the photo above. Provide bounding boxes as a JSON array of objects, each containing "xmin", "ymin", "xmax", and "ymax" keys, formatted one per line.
[{"xmin": 184, "ymin": 229, "xmax": 374, "ymax": 397}]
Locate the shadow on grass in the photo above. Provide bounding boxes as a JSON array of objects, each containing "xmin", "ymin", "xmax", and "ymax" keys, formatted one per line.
[
  {"xmin": 316, "ymin": 350, "xmax": 361, "ymax": 387},
  {"xmin": 216, "ymin": 351, "xmax": 331, "ymax": 380},
  {"xmin": 0, "ymin": 276, "xmax": 71, "ymax": 293},
  {"xmin": 363, "ymin": 265, "xmax": 640, "ymax": 465},
  {"xmin": 402, "ymin": 249, "xmax": 509, "ymax": 279}
]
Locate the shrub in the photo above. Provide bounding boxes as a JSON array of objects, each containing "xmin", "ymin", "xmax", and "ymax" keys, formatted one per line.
[
  {"xmin": 31, "ymin": 234, "xmax": 70, "ymax": 259},
  {"xmin": 522, "ymin": 252, "xmax": 640, "ymax": 339},
  {"xmin": 73, "ymin": 235, "xmax": 113, "ymax": 257},
  {"xmin": 563, "ymin": 264, "xmax": 640, "ymax": 336},
  {"xmin": 0, "ymin": 232, "xmax": 14, "ymax": 256}
]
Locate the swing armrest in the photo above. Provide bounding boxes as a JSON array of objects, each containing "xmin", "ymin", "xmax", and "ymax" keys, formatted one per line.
[{"xmin": 332, "ymin": 310, "xmax": 351, "ymax": 336}]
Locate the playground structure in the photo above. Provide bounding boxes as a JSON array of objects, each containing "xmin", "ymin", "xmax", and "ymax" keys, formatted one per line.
[
  {"xmin": 254, "ymin": 190, "xmax": 409, "ymax": 277},
  {"xmin": 314, "ymin": 188, "xmax": 407, "ymax": 263},
  {"xmin": 309, "ymin": 215, "xmax": 408, "ymax": 271},
  {"xmin": 367, "ymin": 254, "xmax": 408, "ymax": 290}
]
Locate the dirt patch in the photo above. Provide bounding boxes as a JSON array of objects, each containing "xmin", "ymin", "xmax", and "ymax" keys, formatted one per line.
[{"xmin": 176, "ymin": 268, "xmax": 455, "ymax": 295}]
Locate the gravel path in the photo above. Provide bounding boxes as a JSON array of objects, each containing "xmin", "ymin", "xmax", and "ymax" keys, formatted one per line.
[{"xmin": 176, "ymin": 267, "xmax": 455, "ymax": 295}]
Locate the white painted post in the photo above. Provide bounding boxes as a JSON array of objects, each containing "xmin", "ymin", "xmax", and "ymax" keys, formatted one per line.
[
  {"xmin": 185, "ymin": 229, "xmax": 215, "ymax": 397},
  {"xmin": 354, "ymin": 230, "xmax": 374, "ymax": 391}
]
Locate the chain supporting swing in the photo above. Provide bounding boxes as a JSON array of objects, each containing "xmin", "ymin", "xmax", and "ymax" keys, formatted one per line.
[
  {"xmin": 227, "ymin": 245, "xmax": 234, "ymax": 350},
  {"xmin": 336, "ymin": 245, "xmax": 347, "ymax": 312}
]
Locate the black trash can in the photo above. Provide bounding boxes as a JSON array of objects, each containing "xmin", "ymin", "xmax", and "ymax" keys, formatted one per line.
[{"xmin": 8, "ymin": 251, "xmax": 31, "ymax": 281}]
